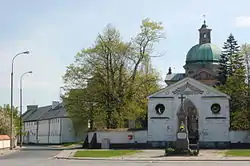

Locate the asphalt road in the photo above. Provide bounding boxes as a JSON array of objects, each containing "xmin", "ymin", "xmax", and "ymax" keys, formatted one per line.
[
  {"xmin": 1, "ymin": 146, "xmax": 250, "ymax": 166},
  {"xmin": 2, "ymin": 159, "xmax": 250, "ymax": 166}
]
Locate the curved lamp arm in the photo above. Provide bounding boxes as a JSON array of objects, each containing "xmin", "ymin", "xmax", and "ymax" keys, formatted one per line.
[{"xmin": 11, "ymin": 51, "xmax": 30, "ymax": 72}]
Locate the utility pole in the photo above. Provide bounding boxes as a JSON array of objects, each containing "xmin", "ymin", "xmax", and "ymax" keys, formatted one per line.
[
  {"xmin": 19, "ymin": 71, "xmax": 32, "ymax": 147},
  {"xmin": 10, "ymin": 51, "xmax": 30, "ymax": 150}
]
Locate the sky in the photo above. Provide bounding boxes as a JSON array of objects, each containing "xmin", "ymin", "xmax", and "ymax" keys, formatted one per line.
[{"xmin": 0, "ymin": 0, "xmax": 250, "ymax": 111}]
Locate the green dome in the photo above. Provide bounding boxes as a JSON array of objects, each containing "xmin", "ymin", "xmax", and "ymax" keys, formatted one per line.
[{"xmin": 186, "ymin": 43, "xmax": 221, "ymax": 64}]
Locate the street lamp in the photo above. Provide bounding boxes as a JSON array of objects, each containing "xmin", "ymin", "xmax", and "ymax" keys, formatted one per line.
[
  {"xmin": 10, "ymin": 51, "xmax": 30, "ymax": 150},
  {"xmin": 19, "ymin": 71, "xmax": 32, "ymax": 148}
]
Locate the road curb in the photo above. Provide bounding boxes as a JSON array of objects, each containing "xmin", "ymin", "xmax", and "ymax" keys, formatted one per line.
[{"xmin": 53, "ymin": 156, "xmax": 250, "ymax": 162}]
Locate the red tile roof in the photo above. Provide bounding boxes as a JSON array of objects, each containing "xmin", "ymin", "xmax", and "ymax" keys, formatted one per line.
[{"xmin": 0, "ymin": 135, "xmax": 10, "ymax": 140}]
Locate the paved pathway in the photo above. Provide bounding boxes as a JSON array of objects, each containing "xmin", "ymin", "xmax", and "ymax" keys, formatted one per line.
[
  {"xmin": 54, "ymin": 149, "xmax": 250, "ymax": 161},
  {"xmin": 0, "ymin": 145, "xmax": 60, "ymax": 160},
  {"xmin": 1, "ymin": 159, "xmax": 250, "ymax": 166},
  {"xmin": 0, "ymin": 147, "xmax": 20, "ymax": 156},
  {"xmin": 1, "ymin": 147, "xmax": 250, "ymax": 165}
]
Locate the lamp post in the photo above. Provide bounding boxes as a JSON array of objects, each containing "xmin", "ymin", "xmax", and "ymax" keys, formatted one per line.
[
  {"xmin": 10, "ymin": 51, "xmax": 30, "ymax": 150},
  {"xmin": 19, "ymin": 71, "xmax": 32, "ymax": 147}
]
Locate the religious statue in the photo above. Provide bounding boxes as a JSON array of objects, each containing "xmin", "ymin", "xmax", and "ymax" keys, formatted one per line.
[
  {"xmin": 179, "ymin": 121, "xmax": 185, "ymax": 132},
  {"xmin": 175, "ymin": 94, "xmax": 190, "ymax": 151}
]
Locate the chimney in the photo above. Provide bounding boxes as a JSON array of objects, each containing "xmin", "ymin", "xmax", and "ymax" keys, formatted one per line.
[
  {"xmin": 52, "ymin": 101, "xmax": 60, "ymax": 109},
  {"xmin": 27, "ymin": 105, "xmax": 38, "ymax": 111},
  {"xmin": 167, "ymin": 67, "xmax": 172, "ymax": 75}
]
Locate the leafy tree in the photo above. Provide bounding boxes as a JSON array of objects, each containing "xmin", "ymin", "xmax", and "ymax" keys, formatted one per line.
[
  {"xmin": 218, "ymin": 34, "xmax": 240, "ymax": 85},
  {"xmin": 241, "ymin": 43, "xmax": 250, "ymax": 88},
  {"xmin": 0, "ymin": 104, "xmax": 20, "ymax": 135},
  {"xmin": 241, "ymin": 43, "xmax": 250, "ymax": 120},
  {"xmin": 62, "ymin": 19, "xmax": 164, "ymax": 131}
]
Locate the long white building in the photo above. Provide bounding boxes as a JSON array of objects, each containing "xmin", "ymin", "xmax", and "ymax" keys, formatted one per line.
[{"xmin": 22, "ymin": 101, "xmax": 83, "ymax": 144}]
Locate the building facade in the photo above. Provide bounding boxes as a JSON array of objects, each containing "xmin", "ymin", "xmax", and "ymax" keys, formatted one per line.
[
  {"xmin": 22, "ymin": 101, "xmax": 83, "ymax": 144},
  {"xmin": 149, "ymin": 21, "xmax": 231, "ymax": 148}
]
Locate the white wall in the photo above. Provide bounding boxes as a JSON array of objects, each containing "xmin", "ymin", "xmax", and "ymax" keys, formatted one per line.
[
  {"xmin": 37, "ymin": 120, "xmax": 49, "ymax": 144},
  {"xmin": 148, "ymin": 98, "xmax": 174, "ymax": 142},
  {"xmin": 38, "ymin": 118, "xmax": 63, "ymax": 144},
  {"xmin": 24, "ymin": 117, "xmax": 77, "ymax": 144},
  {"xmin": 230, "ymin": 130, "xmax": 250, "ymax": 143},
  {"xmin": 49, "ymin": 118, "xmax": 61, "ymax": 144},
  {"xmin": 148, "ymin": 78, "xmax": 230, "ymax": 143},
  {"xmin": 0, "ymin": 140, "xmax": 10, "ymax": 149},
  {"xmin": 88, "ymin": 130, "xmax": 147, "ymax": 144},
  {"xmin": 23, "ymin": 121, "xmax": 37, "ymax": 144},
  {"xmin": 199, "ymin": 98, "xmax": 230, "ymax": 142},
  {"xmin": 61, "ymin": 118, "xmax": 76, "ymax": 143}
]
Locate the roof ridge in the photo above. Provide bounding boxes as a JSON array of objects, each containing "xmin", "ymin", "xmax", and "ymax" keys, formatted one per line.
[
  {"xmin": 23, "ymin": 109, "xmax": 37, "ymax": 120},
  {"xmin": 37, "ymin": 106, "xmax": 52, "ymax": 120}
]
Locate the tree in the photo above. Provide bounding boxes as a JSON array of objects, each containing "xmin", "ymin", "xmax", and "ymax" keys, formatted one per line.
[
  {"xmin": 217, "ymin": 35, "xmax": 250, "ymax": 130},
  {"xmin": 218, "ymin": 34, "xmax": 240, "ymax": 85},
  {"xmin": 0, "ymin": 106, "xmax": 10, "ymax": 135},
  {"xmin": 0, "ymin": 105, "xmax": 20, "ymax": 135},
  {"xmin": 241, "ymin": 43, "xmax": 250, "ymax": 119},
  {"xmin": 62, "ymin": 19, "xmax": 164, "ymax": 131},
  {"xmin": 241, "ymin": 43, "xmax": 250, "ymax": 88},
  {"xmin": 220, "ymin": 73, "xmax": 249, "ymax": 130},
  {"xmin": 218, "ymin": 43, "xmax": 249, "ymax": 129}
]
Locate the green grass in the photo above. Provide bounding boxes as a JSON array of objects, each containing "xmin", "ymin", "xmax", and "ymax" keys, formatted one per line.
[
  {"xmin": 63, "ymin": 143, "xmax": 75, "ymax": 147},
  {"xmin": 63, "ymin": 141, "xmax": 83, "ymax": 147},
  {"xmin": 73, "ymin": 150, "xmax": 140, "ymax": 158},
  {"xmin": 224, "ymin": 150, "xmax": 250, "ymax": 156}
]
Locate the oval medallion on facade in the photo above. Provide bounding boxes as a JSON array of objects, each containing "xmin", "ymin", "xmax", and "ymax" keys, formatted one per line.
[
  {"xmin": 211, "ymin": 103, "xmax": 221, "ymax": 114},
  {"xmin": 155, "ymin": 104, "xmax": 165, "ymax": 115}
]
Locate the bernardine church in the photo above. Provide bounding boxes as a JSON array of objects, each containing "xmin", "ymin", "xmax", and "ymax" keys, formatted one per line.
[
  {"xmin": 147, "ymin": 20, "xmax": 231, "ymax": 148},
  {"xmin": 87, "ymin": 21, "xmax": 250, "ymax": 149}
]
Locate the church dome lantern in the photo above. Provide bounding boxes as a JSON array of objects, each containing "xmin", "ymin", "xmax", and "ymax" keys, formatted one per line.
[{"xmin": 185, "ymin": 19, "xmax": 221, "ymax": 65}]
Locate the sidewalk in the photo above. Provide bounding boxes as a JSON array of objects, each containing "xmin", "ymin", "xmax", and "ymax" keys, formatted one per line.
[
  {"xmin": 0, "ymin": 147, "xmax": 20, "ymax": 156},
  {"xmin": 54, "ymin": 149, "xmax": 250, "ymax": 161}
]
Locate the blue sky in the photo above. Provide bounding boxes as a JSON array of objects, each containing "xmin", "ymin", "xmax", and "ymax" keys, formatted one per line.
[{"xmin": 1, "ymin": 0, "xmax": 250, "ymax": 110}]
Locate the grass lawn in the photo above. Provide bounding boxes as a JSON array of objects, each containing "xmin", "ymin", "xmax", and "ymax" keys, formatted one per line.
[
  {"xmin": 63, "ymin": 141, "xmax": 83, "ymax": 147},
  {"xmin": 63, "ymin": 143, "xmax": 75, "ymax": 147},
  {"xmin": 73, "ymin": 150, "xmax": 140, "ymax": 158},
  {"xmin": 224, "ymin": 150, "xmax": 250, "ymax": 156}
]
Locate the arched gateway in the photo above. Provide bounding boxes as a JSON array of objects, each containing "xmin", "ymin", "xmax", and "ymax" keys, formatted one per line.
[{"xmin": 181, "ymin": 99, "xmax": 199, "ymax": 144}]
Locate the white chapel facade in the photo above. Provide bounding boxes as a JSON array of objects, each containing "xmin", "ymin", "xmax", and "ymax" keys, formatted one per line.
[{"xmin": 147, "ymin": 21, "xmax": 231, "ymax": 148}]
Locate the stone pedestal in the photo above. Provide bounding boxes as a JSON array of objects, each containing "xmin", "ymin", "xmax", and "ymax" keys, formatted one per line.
[{"xmin": 175, "ymin": 131, "xmax": 189, "ymax": 151}]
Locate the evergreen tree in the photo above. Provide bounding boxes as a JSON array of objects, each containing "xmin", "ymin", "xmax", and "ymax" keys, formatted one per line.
[
  {"xmin": 218, "ymin": 34, "xmax": 240, "ymax": 84},
  {"xmin": 217, "ymin": 34, "xmax": 250, "ymax": 130},
  {"xmin": 220, "ymin": 34, "xmax": 250, "ymax": 130},
  {"xmin": 220, "ymin": 70, "xmax": 249, "ymax": 130}
]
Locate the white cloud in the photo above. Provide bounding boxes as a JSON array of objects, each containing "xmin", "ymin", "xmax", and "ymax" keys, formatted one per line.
[{"xmin": 235, "ymin": 16, "xmax": 250, "ymax": 27}]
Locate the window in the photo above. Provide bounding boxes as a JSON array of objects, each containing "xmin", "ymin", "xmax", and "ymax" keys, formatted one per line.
[
  {"xmin": 204, "ymin": 34, "xmax": 207, "ymax": 38},
  {"xmin": 155, "ymin": 104, "xmax": 165, "ymax": 115},
  {"xmin": 211, "ymin": 103, "xmax": 221, "ymax": 114},
  {"xmin": 188, "ymin": 70, "xmax": 194, "ymax": 75}
]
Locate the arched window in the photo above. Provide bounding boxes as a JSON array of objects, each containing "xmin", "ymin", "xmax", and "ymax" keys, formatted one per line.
[{"xmin": 203, "ymin": 34, "xmax": 207, "ymax": 38}]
